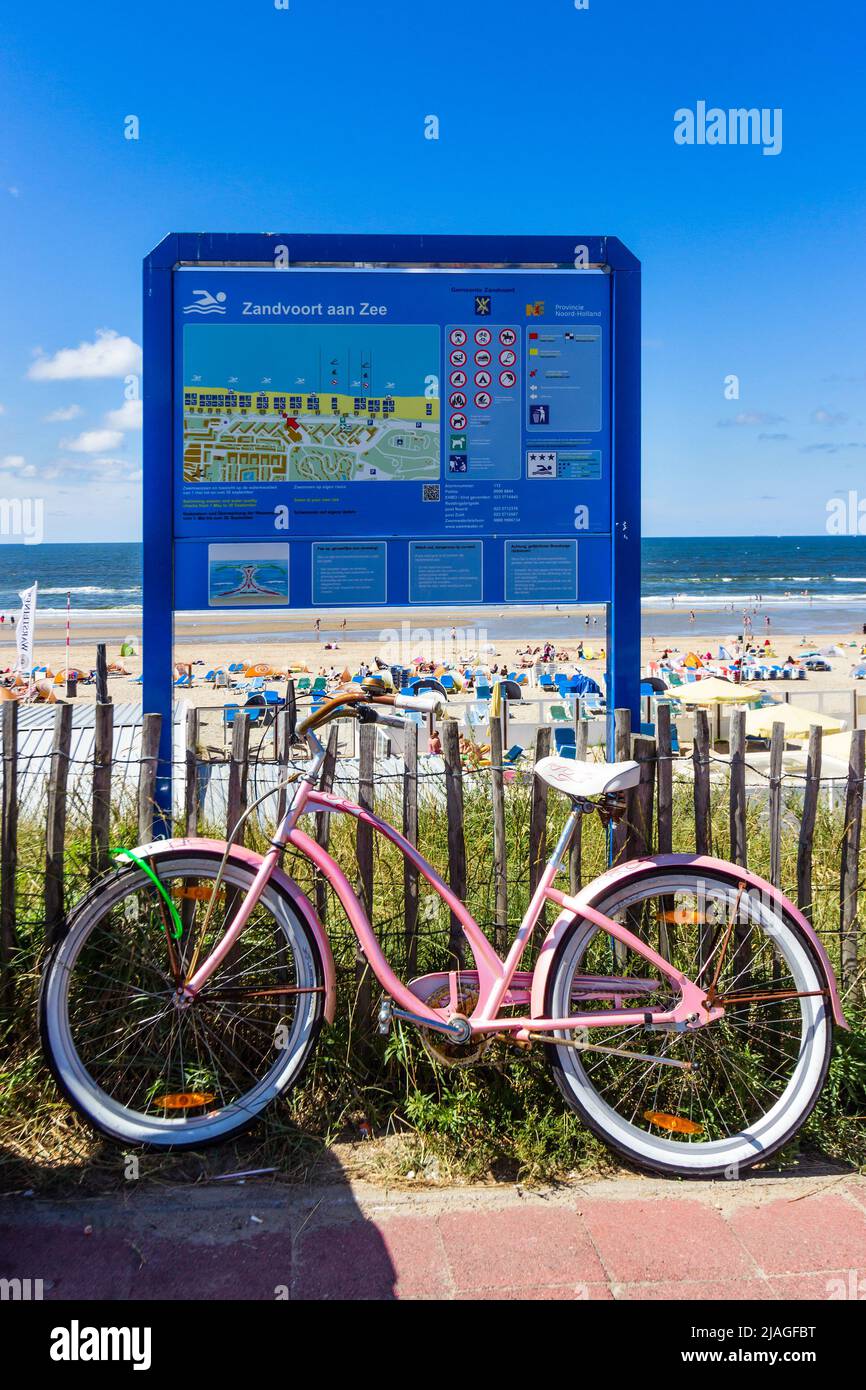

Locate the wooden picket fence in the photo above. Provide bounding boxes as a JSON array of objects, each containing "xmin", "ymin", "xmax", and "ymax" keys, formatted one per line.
[{"xmin": 1, "ymin": 688, "xmax": 864, "ymax": 1012}]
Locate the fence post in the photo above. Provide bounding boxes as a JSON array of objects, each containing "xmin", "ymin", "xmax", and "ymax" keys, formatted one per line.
[
  {"xmin": 693, "ymin": 708, "xmax": 712, "ymax": 855},
  {"xmin": 183, "ymin": 707, "xmax": 199, "ymax": 838},
  {"xmin": 95, "ymin": 644, "xmax": 110, "ymax": 705},
  {"xmin": 225, "ymin": 712, "xmax": 250, "ymax": 844},
  {"xmin": 355, "ymin": 721, "xmax": 375, "ymax": 1028},
  {"xmin": 313, "ymin": 725, "xmax": 339, "ymax": 924},
  {"xmin": 311, "ymin": 722, "xmax": 339, "ymax": 928},
  {"xmin": 529, "ymin": 727, "xmax": 552, "ymax": 923},
  {"xmin": 284, "ymin": 679, "xmax": 297, "ymax": 744},
  {"xmin": 489, "ymin": 715, "xmax": 508, "ymax": 951},
  {"xmin": 728, "ymin": 708, "xmax": 747, "ymax": 868},
  {"xmin": 1, "ymin": 702, "xmax": 18, "ymax": 1008},
  {"xmin": 796, "ymin": 725, "xmax": 822, "ymax": 920},
  {"xmin": 440, "ymin": 718, "xmax": 466, "ymax": 967},
  {"xmin": 612, "ymin": 708, "xmax": 631, "ymax": 866},
  {"xmin": 840, "ymin": 728, "xmax": 865, "ymax": 990},
  {"xmin": 402, "ymin": 721, "xmax": 419, "ymax": 978},
  {"xmin": 45, "ymin": 703, "xmax": 73, "ymax": 948},
  {"xmin": 656, "ymin": 703, "xmax": 673, "ymax": 854},
  {"xmin": 138, "ymin": 713, "xmax": 162, "ymax": 844},
  {"xmin": 630, "ymin": 734, "xmax": 656, "ymax": 858},
  {"xmin": 274, "ymin": 708, "xmax": 292, "ymax": 825},
  {"xmin": 768, "ymin": 721, "xmax": 785, "ymax": 888},
  {"xmin": 569, "ymin": 719, "xmax": 588, "ymax": 894},
  {"xmin": 91, "ymin": 698, "xmax": 114, "ymax": 877}
]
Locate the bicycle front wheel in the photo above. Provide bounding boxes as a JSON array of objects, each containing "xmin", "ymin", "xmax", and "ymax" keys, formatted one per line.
[
  {"xmin": 40, "ymin": 852, "xmax": 325, "ymax": 1148},
  {"xmin": 546, "ymin": 865, "xmax": 833, "ymax": 1178}
]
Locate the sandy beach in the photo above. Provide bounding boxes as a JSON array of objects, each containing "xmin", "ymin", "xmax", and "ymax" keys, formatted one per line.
[{"xmin": 2, "ymin": 605, "xmax": 865, "ymax": 720}]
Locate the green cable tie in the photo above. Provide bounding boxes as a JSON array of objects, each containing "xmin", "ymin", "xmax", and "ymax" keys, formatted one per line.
[{"xmin": 110, "ymin": 847, "xmax": 183, "ymax": 939}]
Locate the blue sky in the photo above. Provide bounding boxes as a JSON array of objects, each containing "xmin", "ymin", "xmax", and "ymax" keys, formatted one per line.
[{"xmin": 1, "ymin": 0, "xmax": 864, "ymax": 541}]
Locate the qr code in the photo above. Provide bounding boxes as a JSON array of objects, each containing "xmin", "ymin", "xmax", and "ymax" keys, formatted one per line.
[{"xmin": 422, "ymin": 484, "xmax": 441, "ymax": 502}]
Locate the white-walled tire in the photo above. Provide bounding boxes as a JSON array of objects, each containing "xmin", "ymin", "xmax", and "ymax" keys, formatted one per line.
[
  {"xmin": 40, "ymin": 853, "xmax": 325, "ymax": 1149},
  {"xmin": 546, "ymin": 867, "xmax": 833, "ymax": 1178}
]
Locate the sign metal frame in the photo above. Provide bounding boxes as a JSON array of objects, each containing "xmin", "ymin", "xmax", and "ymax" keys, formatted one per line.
[{"xmin": 143, "ymin": 234, "xmax": 640, "ymax": 821}]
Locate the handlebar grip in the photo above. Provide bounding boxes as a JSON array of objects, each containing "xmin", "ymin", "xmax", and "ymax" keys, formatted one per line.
[{"xmin": 394, "ymin": 692, "xmax": 443, "ymax": 715}]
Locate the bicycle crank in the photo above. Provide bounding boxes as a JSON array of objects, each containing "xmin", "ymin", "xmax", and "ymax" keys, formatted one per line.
[{"xmin": 526, "ymin": 1032, "xmax": 694, "ymax": 1070}]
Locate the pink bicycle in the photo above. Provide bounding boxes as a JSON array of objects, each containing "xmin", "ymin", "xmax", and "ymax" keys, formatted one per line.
[{"xmin": 41, "ymin": 686, "xmax": 847, "ymax": 1177}]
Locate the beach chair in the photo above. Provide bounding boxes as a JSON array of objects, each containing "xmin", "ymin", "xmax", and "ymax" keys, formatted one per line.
[
  {"xmin": 310, "ymin": 676, "xmax": 327, "ymax": 696},
  {"xmin": 440, "ymin": 674, "xmax": 456, "ymax": 691},
  {"xmin": 174, "ymin": 672, "xmax": 192, "ymax": 688},
  {"xmin": 539, "ymin": 674, "xmax": 556, "ymax": 690},
  {"xmin": 503, "ymin": 745, "xmax": 523, "ymax": 764},
  {"xmin": 475, "ymin": 681, "xmax": 492, "ymax": 701},
  {"xmin": 223, "ymin": 703, "xmax": 240, "ymax": 729},
  {"xmin": 554, "ymin": 727, "xmax": 577, "ymax": 758},
  {"xmin": 548, "ymin": 702, "xmax": 571, "ymax": 723},
  {"xmin": 248, "ymin": 676, "xmax": 265, "ymax": 693},
  {"xmin": 295, "ymin": 676, "xmax": 311, "ymax": 694}
]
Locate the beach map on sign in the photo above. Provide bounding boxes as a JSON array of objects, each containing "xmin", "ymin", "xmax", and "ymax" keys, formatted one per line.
[{"xmin": 182, "ymin": 323, "xmax": 440, "ymax": 485}]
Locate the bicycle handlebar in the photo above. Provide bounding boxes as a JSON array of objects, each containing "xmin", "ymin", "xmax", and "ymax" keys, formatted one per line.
[
  {"xmin": 393, "ymin": 691, "xmax": 443, "ymax": 715},
  {"xmin": 296, "ymin": 685, "xmax": 445, "ymax": 741}
]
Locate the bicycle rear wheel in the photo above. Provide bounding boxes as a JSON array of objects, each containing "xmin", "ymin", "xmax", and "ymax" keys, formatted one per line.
[
  {"xmin": 546, "ymin": 865, "xmax": 833, "ymax": 1177},
  {"xmin": 40, "ymin": 852, "xmax": 325, "ymax": 1148}
]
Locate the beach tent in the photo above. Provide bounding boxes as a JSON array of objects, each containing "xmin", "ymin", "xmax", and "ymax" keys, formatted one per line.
[
  {"xmin": 120, "ymin": 637, "xmax": 137, "ymax": 658},
  {"xmin": 683, "ymin": 652, "xmax": 704, "ymax": 669},
  {"xmin": 569, "ymin": 672, "xmax": 602, "ymax": 696},
  {"xmin": 674, "ymin": 677, "xmax": 763, "ymax": 706},
  {"xmin": 745, "ymin": 703, "xmax": 846, "ymax": 739}
]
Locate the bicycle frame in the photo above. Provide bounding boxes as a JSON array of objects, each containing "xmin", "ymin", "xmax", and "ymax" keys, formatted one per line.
[{"xmin": 180, "ymin": 736, "xmax": 726, "ymax": 1040}]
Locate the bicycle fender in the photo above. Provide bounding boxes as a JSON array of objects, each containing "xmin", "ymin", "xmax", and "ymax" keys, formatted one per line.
[
  {"xmin": 530, "ymin": 853, "xmax": 848, "ymax": 1029},
  {"xmin": 132, "ymin": 837, "xmax": 337, "ymax": 1024}
]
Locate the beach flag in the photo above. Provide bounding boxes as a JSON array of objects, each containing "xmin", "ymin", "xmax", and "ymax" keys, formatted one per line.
[{"xmin": 15, "ymin": 582, "xmax": 37, "ymax": 681}]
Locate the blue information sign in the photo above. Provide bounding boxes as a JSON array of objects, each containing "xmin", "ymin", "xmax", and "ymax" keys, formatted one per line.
[{"xmin": 143, "ymin": 235, "xmax": 640, "ymax": 816}]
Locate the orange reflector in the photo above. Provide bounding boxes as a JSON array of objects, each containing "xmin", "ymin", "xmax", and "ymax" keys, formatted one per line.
[
  {"xmin": 172, "ymin": 886, "xmax": 222, "ymax": 902},
  {"xmin": 154, "ymin": 1092, "xmax": 215, "ymax": 1110},
  {"xmin": 643, "ymin": 1110, "xmax": 703, "ymax": 1135},
  {"xmin": 658, "ymin": 910, "xmax": 708, "ymax": 925}
]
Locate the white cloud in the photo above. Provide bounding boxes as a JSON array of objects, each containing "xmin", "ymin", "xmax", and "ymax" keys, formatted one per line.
[
  {"xmin": 104, "ymin": 398, "xmax": 142, "ymax": 430},
  {"xmin": 28, "ymin": 328, "xmax": 142, "ymax": 381},
  {"xmin": 7, "ymin": 187, "xmax": 20, "ymax": 198},
  {"xmin": 0, "ymin": 454, "xmax": 25, "ymax": 470},
  {"xmin": 0, "ymin": 403, "xmax": 6, "ymax": 415},
  {"xmin": 44, "ymin": 404, "xmax": 82, "ymax": 422},
  {"xmin": 62, "ymin": 429, "xmax": 124, "ymax": 454}
]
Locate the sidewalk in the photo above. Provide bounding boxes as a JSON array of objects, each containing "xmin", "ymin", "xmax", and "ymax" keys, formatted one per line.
[{"xmin": 3, "ymin": 1171, "xmax": 865, "ymax": 1300}]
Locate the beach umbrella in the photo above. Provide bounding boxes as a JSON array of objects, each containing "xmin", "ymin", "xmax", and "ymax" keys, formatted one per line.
[
  {"xmin": 674, "ymin": 677, "xmax": 763, "ymax": 706},
  {"xmin": 798, "ymin": 730, "xmax": 853, "ymax": 763},
  {"xmin": 745, "ymin": 703, "xmax": 846, "ymax": 739}
]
